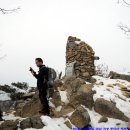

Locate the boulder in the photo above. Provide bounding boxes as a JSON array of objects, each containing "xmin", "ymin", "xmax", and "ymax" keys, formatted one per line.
[
  {"xmin": 63, "ymin": 76, "xmax": 76, "ymax": 90},
  {"xmin": 75, "ymin": 84, "xmax": 95, "ymax": 109},
  {"xmin": 15, "ymin": 91, "xmax": 43, "ymax": 118},
  {"xmin": 109, "ymin": 71, "xmax": 130, "ymax": 82},
  {"xmin": 0, "ymin": 120, "xmax": 18, "ymax": 130},
  {"xmin": 98, "ymin": 116, "xmax": 108, "ymax": 123},
  {"xmin": 94, "ymin": 98, "xmax": 129, "ymax": 122},
  {"xmin": 60, "ymin": 104, "xmax": 74, "ymax": 116},
  {"xmin": 64, "ymin": 120, "xmax": 72, "ymax": 129},
  {"xmin": 0, "ymin": 100, "xmax": 14, "ymax": 112},
  {"xmin": 20, "ymin": 116, "xmax": 44, "ymax": 130},
  {"xmin": 69, "ymin": 106, "xmax": 90, "ymax": 128},
  {"xmin": 20, "ymin": 99, "xmax": 42, "ymax": 118},
  {"xmin": 66, "ymin": 77, "xmax": 86, "ymax": 101}
]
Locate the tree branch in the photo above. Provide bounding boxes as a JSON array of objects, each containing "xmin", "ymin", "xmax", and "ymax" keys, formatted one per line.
[
  {"xmin": 117, "ymin": 0, "xmax": 130, "ymax": 6},
  {"xmin": 123, "ymin": 0, "xmax": 130, "ymax": 5},
  {"xmin": 118, "ymin": 23, "xmax": 130, "ymax": 38},
  {"xmin": 0, "ymin": 7, "xmax": 20, "ymax": 14}
]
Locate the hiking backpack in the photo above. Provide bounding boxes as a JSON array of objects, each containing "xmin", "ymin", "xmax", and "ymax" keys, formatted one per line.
[{"xmin": 47, "ymin": 67, "xmax": 57, "ymax": 87}]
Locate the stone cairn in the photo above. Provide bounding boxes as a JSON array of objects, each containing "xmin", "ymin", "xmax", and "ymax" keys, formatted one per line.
[{"xmin": 66, "ymin": 36, "xmax": 98, "ymax": 80}]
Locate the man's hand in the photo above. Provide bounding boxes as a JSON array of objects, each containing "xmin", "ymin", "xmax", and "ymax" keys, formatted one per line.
[{"xmin": 29, "ymin": 67, "xmax": 36, "ymax": 76}]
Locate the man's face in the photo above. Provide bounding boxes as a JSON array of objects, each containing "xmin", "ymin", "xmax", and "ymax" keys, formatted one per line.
[{"xmin": 35, "ymin": 60, "xmax": 42, "ymax": 67}]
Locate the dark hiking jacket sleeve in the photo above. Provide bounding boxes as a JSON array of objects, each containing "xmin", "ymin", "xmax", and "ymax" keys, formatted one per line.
[{"xmin": 33, "ymin": 66, "xmax": 48, "ymax": 89}]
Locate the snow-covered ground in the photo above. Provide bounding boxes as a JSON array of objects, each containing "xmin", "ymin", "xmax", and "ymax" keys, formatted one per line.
[{"xmin": 1, "ymin": 75, "xmax": 130, "ymax": 129}]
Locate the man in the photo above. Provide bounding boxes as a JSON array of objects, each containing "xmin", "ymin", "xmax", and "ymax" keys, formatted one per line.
[{"xmin": 30, "ymin": 58, "xmax": 50, "ymax": 115}]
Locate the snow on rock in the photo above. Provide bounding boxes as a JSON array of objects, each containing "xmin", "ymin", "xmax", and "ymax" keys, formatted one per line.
[
  {"xmin": 3, "ymin": 111, "xmax": 23, "ymax": 121},
  {"xmin": 59, "ymin": 90, "xmax": 69, "ymax": 104},
  {"xmin": 92, "ymin": 76, "xmax": 130, "ymax": 119},
  {"xmin": 0, "ymin": 91, "xmax": 11, "ymax": 101},
  {"xmin": 86, "ymin": 108, "xmax": 128, "ymax": 128}
]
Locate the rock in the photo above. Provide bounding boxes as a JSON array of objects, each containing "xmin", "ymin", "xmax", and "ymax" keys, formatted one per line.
[
  {"xmin": 128, "ymin": 120, "xmax": 130, "ymax": 127},
  {"xmin": 60, "ymin": 104, "xmax": 74, "ymax": 116},
  {"xmin": 74, "ymin": 84, "xmax": 96, "ymax": 109},
  {"xmin": 21, "ymin": 99, "xmax": 42, "ymax": 118},
  {"xmin": 20, "ymin": 118, "xmax": 31, "ymax": 129},
  {"xmin": 0, "ymin": 120, "xmax": 18, "ymax": 130},
  {"xmin": 116, "ymin": 123, "xmax": 121, "ymax": 126},
  {"xmin": 15, "ymin": 92, "xmax": 43, "ymax": 118},
  {"xmin": 63, "ymin": 76, "xmax": 76, "ymax": 90},
  {"xmin": 109, "ymin": 71, "xmax": 130, "ymax": 82},
  {"xmin": 21, "ymin": 92, "xmax": 35, "ymax": 99},
  {"xmin": 51, "ymin": 91, "xmax": 61, "ymax": 107},
  {"xmin": 53, "ymin": 79, "xmax": 63, "ymax": 90},
  {"xmin": 98, "ymin": 116, "xmax": 108, "ymax": 123},
  {"xmin": 66, "ymin": 77, "xmax": 86, "ymax": 101},
  {"xmin": 122, "ymin": 91, "xmax": 130, "ymax": 98},
  {"xmin": 20, "ymin": 116, "xmax": 44, "ymax": 130},
  {"xmin": 64, "ymin": 120, "xmax": 72, "ymax": 129},
  {"xmin": 0, "ymin": 100, "xmax": 14, "ymax": 112},
  {"xmin": 107, "ymin": 84, "xmax": 114, "ymax": 88},
  {"xmin": 69, "ymin": 106, "xmax": 90, "ymax": 128},
  {"xmin": 116, "ymin": 83, "xmax": 127, "ymax": 90},
  {"xmin": 94, "ymin": 98, "xmax": 129, "ymax": 121}
]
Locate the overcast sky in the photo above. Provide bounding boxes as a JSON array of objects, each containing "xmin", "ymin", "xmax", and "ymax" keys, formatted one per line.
[{"xmin": 0, "ymin": 0, "xmax": 130, "ymax": 86}]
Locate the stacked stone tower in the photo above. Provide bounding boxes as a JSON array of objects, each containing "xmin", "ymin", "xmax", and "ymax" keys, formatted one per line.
[{"xmin": 65, "ymin": 36, "xmax": 96, "ymax": 80}]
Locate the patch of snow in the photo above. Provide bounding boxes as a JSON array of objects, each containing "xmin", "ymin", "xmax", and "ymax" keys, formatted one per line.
[
  {"xmin": 11, "ymin": 86, "xmax": 26, "ymax": 93},
  {"xmin": 59, "ymin": 91, "xmax": 69, "ymax": 104},
  {"xmin": 49, "ymin": 100, "xmax": 55, "ymax": 108},
  {"xmin": 3, "ymin": 111, "xmax": 23, "ymax": 121},
  {"xmin": 41, "ymin": 116, "xmax": 70, "ymax": 130},
  {"xmin": 0, "ymin": 91, "xmax": 11, "ymax": 101},
  {"xmin": 92, "ymin": 76, "xmax": 130, "ymax": 118},
  {"xmin": 55, "ymin": 106, "xmax": 62, "ymax": 112}
]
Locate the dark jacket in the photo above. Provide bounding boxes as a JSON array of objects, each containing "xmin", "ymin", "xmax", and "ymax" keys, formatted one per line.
[{"xmin": 34, "ymin": 65, "xmax": 48, "ymax": 89}]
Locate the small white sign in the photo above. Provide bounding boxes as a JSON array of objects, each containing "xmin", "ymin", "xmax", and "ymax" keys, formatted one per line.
[{"xmin": 65, "ymin": 61, "xmax": 76, "ymax": 76}]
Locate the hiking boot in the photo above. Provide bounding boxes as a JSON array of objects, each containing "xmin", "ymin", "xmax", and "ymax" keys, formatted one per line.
[{"xmin": 39, "ymin": 109, "xmax": 50, "ymax": 116}]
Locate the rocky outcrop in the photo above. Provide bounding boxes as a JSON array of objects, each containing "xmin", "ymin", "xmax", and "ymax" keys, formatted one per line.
[
  {"xmin": 20, "ymin": 116, "xmax": 44, "ymax": 130},
  {"xmin": 65, "ymin": 76, "xmax": 86, "ymax": 101},
  {"xmin": 109, "ymin": 71, "xmax": 130, "ymax": 82},
  {"xmin": 0, "ymin": 120, "xmax": 18, "ymax": 130},
  {"xmin": 15, "ymin": 91, "xmax": 42, "ymax": 118},
  {"xmin": 94, "ymin": 98, "xmax": 129, "ymax": 122},
  {"xmin": 0, "ymin": 100, "xmax": 14, "ymax": 112},
  {"xmin": 75, "ymin": 84, "xmax": 96, "ymax": 109},
  {"xmin": 66, "ymin": 36, "xmax": 97, "ymax": 81},
  {"xmin": 63, "ymin": 76, "xmax": 95, "ymax": 109},
  {"xmin": 69, "ymin": 106, "xmax": 90, "ymax": 128}
]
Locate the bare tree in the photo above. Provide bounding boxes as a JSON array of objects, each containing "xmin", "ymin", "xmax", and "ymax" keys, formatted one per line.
[
  {"xmin": 117, "ymin": 0, "xmax": 130, "ymax": 37},
  {"xmin": 0, "ymin": 7, "xmax": 20, "ymax": 14},
  {"xmin": 118, "ymin": 0, "xmax": 130, "ymax": 6},
  {"xmin": 118, "ymin": 23, "xmax": 130, "ymax": 38}
]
